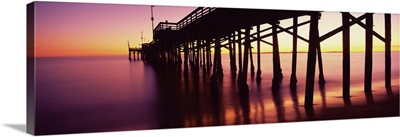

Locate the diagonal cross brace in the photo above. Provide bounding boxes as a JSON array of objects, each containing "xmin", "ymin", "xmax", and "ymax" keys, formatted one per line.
[
  {"xmin": 348, "ymin": 14, "xmax": 385, "ymax": 42},
  {"xmin": 320, "ymin": 13, "xmax": 367, "ymax": 42}
]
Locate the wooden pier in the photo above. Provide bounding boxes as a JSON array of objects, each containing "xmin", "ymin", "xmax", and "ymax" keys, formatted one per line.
[
  {"xmin": 128, "ymin": 40, "xmax": 144, "ymax": 61},
  {"xmin": 130, "ymin": 7, "xmax": 393, "ymax": 108}
]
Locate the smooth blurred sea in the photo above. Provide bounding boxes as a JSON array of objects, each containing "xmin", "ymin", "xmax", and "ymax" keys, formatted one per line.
[{"xmin": 34, "ymin": 52, "xmax": 399, "ymax": 135}]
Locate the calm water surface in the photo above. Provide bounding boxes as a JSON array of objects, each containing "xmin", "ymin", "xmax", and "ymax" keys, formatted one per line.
[{"xmin": 35, "ymin": 52, "xmax": 399, "ymax": 135}]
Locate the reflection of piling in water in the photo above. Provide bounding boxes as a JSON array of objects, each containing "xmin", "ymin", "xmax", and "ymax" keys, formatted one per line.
[
  {"xmin": 365, "ymin": 91, "xmax": 375, "ymax": 105},
  {"xmin": 135, "ymin": 7, "xmax": 393, "ymax": 112},
  {"xmin": 210, "ymin": 80, "xmax": 223, "ymax": 125},
  {"xmin": 153, "ymin": 66, "xmax": 185, "ymax": 128},
  {"xmin": 305, "ymin": 106, "xmax": 315, "ymax": 120},
  {"xmin": 343, "ymin": 97, "xmax": 352, "ymax": 107},
  {"xmin": 319, "ymin": 84, "xmax": 327, "ymax": 108},
  {"xmin": 230, "ymin": 74, "xmax": 242, "ymax": 125},
  {"xmin": 289, "ymin": 87, "xmax": 301, "ymax": 120},
  {"xmin": 272, "ymin": 87, "xmax": 285, "ymax": 122},
  {"xmin": 238, "ymin": 88, "xmax": 251, "ymax": 124},
  {"xmin": 192, "ymin": 72, "xmax": 204, "ymax": 127}
]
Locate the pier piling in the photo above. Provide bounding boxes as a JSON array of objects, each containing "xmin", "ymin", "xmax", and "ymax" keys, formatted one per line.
[
  {"xmin": 304, "ymin": 13, "xmax": 320, "ymax": 108},
  {"xmin": 385, "ymin": 14, "xmax": 391, "ymax": 89},
  {"xmin": 364, "ymin": 13, "xmax": 373, "ymax": 93},
  {"xmin": 290, "ymin": 17, "xmax": 298, "ymax": 88},
  {"xmin": 256, "ymin": 24, "xmax": 262, "ymax": 81},
  {"xmin": 241, "ymin": 27, "xmax": 251, "ymax": 88},
  {"xmin": 238, "ymin": 30, "xmax": 243, "ymax": 83},
  {"xmin": 272, "ymin": 21, "xmax": 283, "ymax": 89},
  {"xmin": 342, "ymin": 12, "xmax": 351, "ymax": 99}
]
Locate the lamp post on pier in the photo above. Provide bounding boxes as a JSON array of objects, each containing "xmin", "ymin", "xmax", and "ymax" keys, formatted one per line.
[{"xmin": 151, "ymin": 5, "xmax": 155, "ymax": 38}]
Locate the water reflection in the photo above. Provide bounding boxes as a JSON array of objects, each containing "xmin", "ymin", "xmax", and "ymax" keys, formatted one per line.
[
  {"xmin": 272, "ymin": 87, "xmax": 285, "ymax": 122},
  {"xmin": 365, "ymin": 92, "xmax": 375, "ymax": 105},
  {"xmin": 255, "ymin": 79, "xmax": 266, "ymax": 123},
  {"xmin": 318, "ymin": 84, "xmax": 327, "ymax": 109},
  {"xmin": 386, "ymin": 87, "xmax": 393, "ymax": 96},
  {"xmin": 289, "ymin": 87, "xmax": 301, "ymax": 121},
  {"xmin": 343, "ymin": 97, "xmax": 352, "ymax": 107},
  {"xmin": 34, "ymin": 55, "xmax": 399, "ymax": 134},
  {"xmin": 305, "ymin": 107, "xmax": 315, "ymax": 120},
  {"xmin": 210, "ymin": 82, "xmax": 223, "ymax": 126},
  {"xmin": 239, "ymin": 88, "xmax": 251, "ymax": 124},
  {"xmin": 153, "ymin": 65, "xmax": 185, "ymax": 128},
  {"xmin": 230, "ymin": 74, "xmax": 242, "ymax": 125},
  {"xmin": 151, "ymin": 57, "xmax": 400, "ymax": 130},
  {"xmin": 151, "ymin": 62, "xmax": 398, "ymax": 127}
]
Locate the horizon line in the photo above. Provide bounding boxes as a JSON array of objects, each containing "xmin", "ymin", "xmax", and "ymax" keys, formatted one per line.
[{"xmin": 33, "ymin": 51, "xmax": 399, "ymax": 58}]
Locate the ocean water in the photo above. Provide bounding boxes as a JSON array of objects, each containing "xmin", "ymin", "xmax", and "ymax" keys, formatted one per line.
[{"xmin": 34, "ymin": 52, "xmax": 399, "ymax": 135}]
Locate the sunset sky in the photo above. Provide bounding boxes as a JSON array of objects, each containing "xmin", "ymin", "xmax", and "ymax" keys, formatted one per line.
[{"xmin": 34, "ymin": 2, "xmax": 399, "ymax": 57}]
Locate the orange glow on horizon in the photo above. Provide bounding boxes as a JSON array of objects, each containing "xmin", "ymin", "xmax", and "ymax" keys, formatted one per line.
[{"xmin": 34, "ymin": 2, "xmax": 400, "ymax": 57}]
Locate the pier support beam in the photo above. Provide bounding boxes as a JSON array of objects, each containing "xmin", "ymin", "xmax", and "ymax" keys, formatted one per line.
[
  {"xmin": 206, "ymin": 40, "xmax": 212, "ymax": 69},
  {"xmin": 272, "ymin": 21, "xmax": 283, "ymax": 89},
  {"xmin": 129, "ymin": 51, "xmax": 132, "ymax": 61},
  {"xmin": 256, "ymin": 24, "xmax": 262, "ymax": 81},
  {"xmin": 317, "ymin": 43, "xmax": 326, "ymax": 85},
  {"xmin": 385, "ymin": 14, "xmax": 391, "ymax": 89},
  {"xmin": 128, "ymin": 41, "xmax": 132, "ymax": 61},
  {"xmin": 229, "ymin": 34, "xmax": 235, "ymax": 73},
  {"xmin": 342, "ymin": 12, "xmax": 351, "ymax": 99},
  {"xmin": 212, "ymin": 30, "xmax": 222, "ymax": 86},
  {"xmin": 133, "ymin": 51, "xmax": 136, "ymax": 60},
  {"xmin": 217, "ymin": 44, "xmax": 223, "ymax": 77},
  {"xmin": 233, "ymin": 32, "xmax": 237, "ymax": 72},
  {"xmin": 178, "ymin": 46, "xmax": 182, "ymax": 65},
  {"xmin": 190, "ymin": 41, "xmax": 194, "ymax": 66},
  {"xmin": 193, "ymin": 38, "xmax": 200, "ymax": 76},
  {"xmin": 137, "ymin": 51, "xmax": 140, "ymax": 60},
  {"xmin": 238, "ymin": 30, "xmax": 243, "ymax": 82},
  {"xmin": 364, "ymin": 13, "xmax": 373, "ymax": 93},
  {"xmin": 184, "ymin": 42, "xmax": 189, "ymax": 76},
  {"xmin": 290, "ymin": 17, "xmax": 298, "ymax": 87},
  {"xmin": 197, "ymin": 38, "xmax": 201, "ymax": 69},
  {"xmin": 202, "ymin": 43, "xmax": 206, "ymax": 72},
  {"xmin": 305, "ymin": 13, "xmax": 320, "ymax": 108},
  {"xmin": 141, "ymin": 51, "xmax": 143, "ymax": 61},
  {"xmin": 241, "ymin": 27, "xmax": 251, "ymax": 88},
  {"xmin": 249, "ymin": 44, "xmax": 255, "ymax": 76}
]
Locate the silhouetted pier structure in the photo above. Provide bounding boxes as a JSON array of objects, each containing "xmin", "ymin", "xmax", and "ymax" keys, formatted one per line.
[
  {"xmin": 131, "ymin": 7, "xmax": 393, "ymax": 108},
  {"xmin": 128, "ymin": 40, "xmax": 144, "ymax": 61}
]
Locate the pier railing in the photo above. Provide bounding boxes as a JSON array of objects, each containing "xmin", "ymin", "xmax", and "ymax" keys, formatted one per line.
[
  {"xmin": 154, "ymin": 22, "xmax": 178, "ymax": 36},
  {"xmin": 176, "ymin": 7, "xmax": 216, "ymax": 29},
  {"xmin": 153, "ymin": 7, "xmax": 216, "ymax": 36}
]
